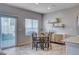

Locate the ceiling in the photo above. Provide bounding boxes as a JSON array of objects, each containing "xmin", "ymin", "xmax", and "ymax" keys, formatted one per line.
[{"xmin": 6, "ymin": 3, "xmax": 79, "ymax": 14}]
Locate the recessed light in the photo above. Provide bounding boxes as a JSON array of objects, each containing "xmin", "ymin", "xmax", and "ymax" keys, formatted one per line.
[{"xmin": 48, "ymin": 7, "xmax": 51, "ymax": 10}]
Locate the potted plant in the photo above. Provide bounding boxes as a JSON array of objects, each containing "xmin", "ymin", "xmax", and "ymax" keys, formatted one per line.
[{"xmin": 56, "ymin": 18, "xmax": 61, "ymax": 23}]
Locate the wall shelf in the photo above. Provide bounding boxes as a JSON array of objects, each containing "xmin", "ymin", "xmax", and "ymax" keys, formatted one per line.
[{"xmin": 48, "ymin": 18, "xmax": 65, "ymax": 28}]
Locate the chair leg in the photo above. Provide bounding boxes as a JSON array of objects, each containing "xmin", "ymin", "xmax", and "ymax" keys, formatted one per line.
[
  {"xmin": 47, "ymin": 43, "xmax": 49, "ymax": 50},
  {"xmin": 32, "ymin": 43, "xmax": 33, "ymax": 49},
  {"xmin": 36, "ymin": 43, "xmax": 38, "ymax": 51}
]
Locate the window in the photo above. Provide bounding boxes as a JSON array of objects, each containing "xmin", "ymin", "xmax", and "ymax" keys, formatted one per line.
[
  {"xmin": 1, "ymin": 17, "xmax": 15, "ymax": 34},
  {"xmin": 25, "ymin": 19, "xmax": 38, "ymax": 36}
]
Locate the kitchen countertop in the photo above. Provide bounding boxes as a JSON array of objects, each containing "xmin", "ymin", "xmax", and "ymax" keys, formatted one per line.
[{"xmin": 65, "ymin": 36, "xmax": 79, "ymax": 44}]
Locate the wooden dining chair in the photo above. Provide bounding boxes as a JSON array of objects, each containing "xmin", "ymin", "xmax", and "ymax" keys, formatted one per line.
[
  {"xmin": 32, "ymin": 32, "xmax": 39, "ymax": 50},
  {"xmin": 48, "ymin": 32, "xmax": 53, "ymax": 49},
  {"xmin": 44, "ymin": 36, "xmax": 50, "ymax": 50},
  {"xmin": 39, "ymin": 33, "xmax": 50, "ymax": 50}
]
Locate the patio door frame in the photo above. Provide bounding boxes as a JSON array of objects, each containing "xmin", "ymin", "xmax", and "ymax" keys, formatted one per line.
[{"xmin": 0, "ymin": 14, "xmax": 17, "ymax": 49}]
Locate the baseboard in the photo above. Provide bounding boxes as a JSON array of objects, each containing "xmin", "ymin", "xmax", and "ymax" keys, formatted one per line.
[
  {"xmin": 17, "ymin": 43, "xmax": 31, "ymax": 47},
  {"xmin": 1, "ymin": 46, "xmax": 16, "ymax": 50}
]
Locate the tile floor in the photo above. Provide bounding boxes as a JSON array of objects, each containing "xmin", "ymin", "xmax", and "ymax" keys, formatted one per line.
[{"xmin": 3, "ymin": 43, "xmax": 66, "ymax": 55}]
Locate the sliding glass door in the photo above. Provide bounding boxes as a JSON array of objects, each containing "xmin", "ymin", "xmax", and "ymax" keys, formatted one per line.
[{"xmin": 0, "ymin": 15, "xmax": 16, "ymax": 49}]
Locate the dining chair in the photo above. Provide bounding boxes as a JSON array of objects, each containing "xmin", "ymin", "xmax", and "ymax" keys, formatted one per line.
[
  {"xmin": 48, "ymin": 32, "xmax": 53, "ymax": 49},
  {"xmin": 32, "ymin": 32, "xmax": 39, "ymax": 50},
  {"xmin": 39, "ymin": 33, "xmax": 50, "ymax": 50},
  {"xmin": 44, "ymin": 36, "xmax": 50, "ymax": 50}
]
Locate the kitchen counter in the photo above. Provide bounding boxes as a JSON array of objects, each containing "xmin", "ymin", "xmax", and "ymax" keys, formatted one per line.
[
  {"xmin": 65, "ymin": 36, "xmax": 79, "ymax": 44},
  {"xmin": 65, "ymin": 36, "xmax": 79, "ymax": 55}
]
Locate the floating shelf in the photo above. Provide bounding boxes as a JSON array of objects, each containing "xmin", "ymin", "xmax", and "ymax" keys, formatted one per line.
[{"xmin": 48, "ymin": 18, "xmax": 65, "ymax": 28}]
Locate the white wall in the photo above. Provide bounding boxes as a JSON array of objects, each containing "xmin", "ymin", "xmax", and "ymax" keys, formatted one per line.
[
  {"xmin": 0, "ymin": 4, "xmax": 43, "ymax": 46},
  {"xmin": 43, "ymin": 5, "xmax": 79, "ymax": 35}
]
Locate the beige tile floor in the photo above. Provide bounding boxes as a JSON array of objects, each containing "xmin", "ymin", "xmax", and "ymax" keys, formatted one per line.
[{"xmin": 3, "ymin": 43, "xmax": 66, "ymax": 55}]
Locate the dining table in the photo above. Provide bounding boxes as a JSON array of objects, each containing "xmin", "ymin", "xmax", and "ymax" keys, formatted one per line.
[{"xmin": 36, "ymin": 35, "xmax": 50, "ymax": 50}]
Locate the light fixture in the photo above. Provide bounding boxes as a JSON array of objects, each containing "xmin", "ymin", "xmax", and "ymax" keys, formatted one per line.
[
  {"xmin": 48, "ymin": 7, "xmax": 51, "ymax": 10},
  {"xmin": 47, "ymin": 4, "xmax": 56, "ymax": 10}
]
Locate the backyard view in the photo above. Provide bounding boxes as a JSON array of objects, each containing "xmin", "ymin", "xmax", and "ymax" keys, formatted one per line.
[{"xmin": 0, "ymin": 16, "xmax": 16, "ymax": 49}]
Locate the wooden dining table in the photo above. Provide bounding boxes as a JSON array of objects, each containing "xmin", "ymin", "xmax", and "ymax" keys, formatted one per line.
[{"xmin": 36, "ymin": 36, "xmax": 50, "ymax": 50}]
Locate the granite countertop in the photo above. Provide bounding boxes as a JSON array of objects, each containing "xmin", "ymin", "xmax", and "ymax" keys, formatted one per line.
[{"xmin": 65, "ymin": 36, "xmax": 79, "ymax": 44}]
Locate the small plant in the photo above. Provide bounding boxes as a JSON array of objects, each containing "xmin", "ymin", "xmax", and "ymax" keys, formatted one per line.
[{"xmin": 56, "ymin": 18, "xmax": 61, "ymax": 23}]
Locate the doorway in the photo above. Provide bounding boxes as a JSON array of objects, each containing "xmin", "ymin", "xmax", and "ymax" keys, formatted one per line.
[{"xmin": 0, "ymin": 15, "xmax": 17, "ymax": 49}]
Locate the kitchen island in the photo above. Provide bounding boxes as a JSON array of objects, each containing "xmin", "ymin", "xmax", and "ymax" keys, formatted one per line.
[{"xmin": 65, "ymin": 36, "xmax": 79, "ymax": 55}]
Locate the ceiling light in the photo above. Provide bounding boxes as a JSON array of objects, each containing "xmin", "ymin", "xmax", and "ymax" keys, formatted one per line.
[{"xmin": 48, "ymin": 7, "xmax": 51, "ymax": 10}]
